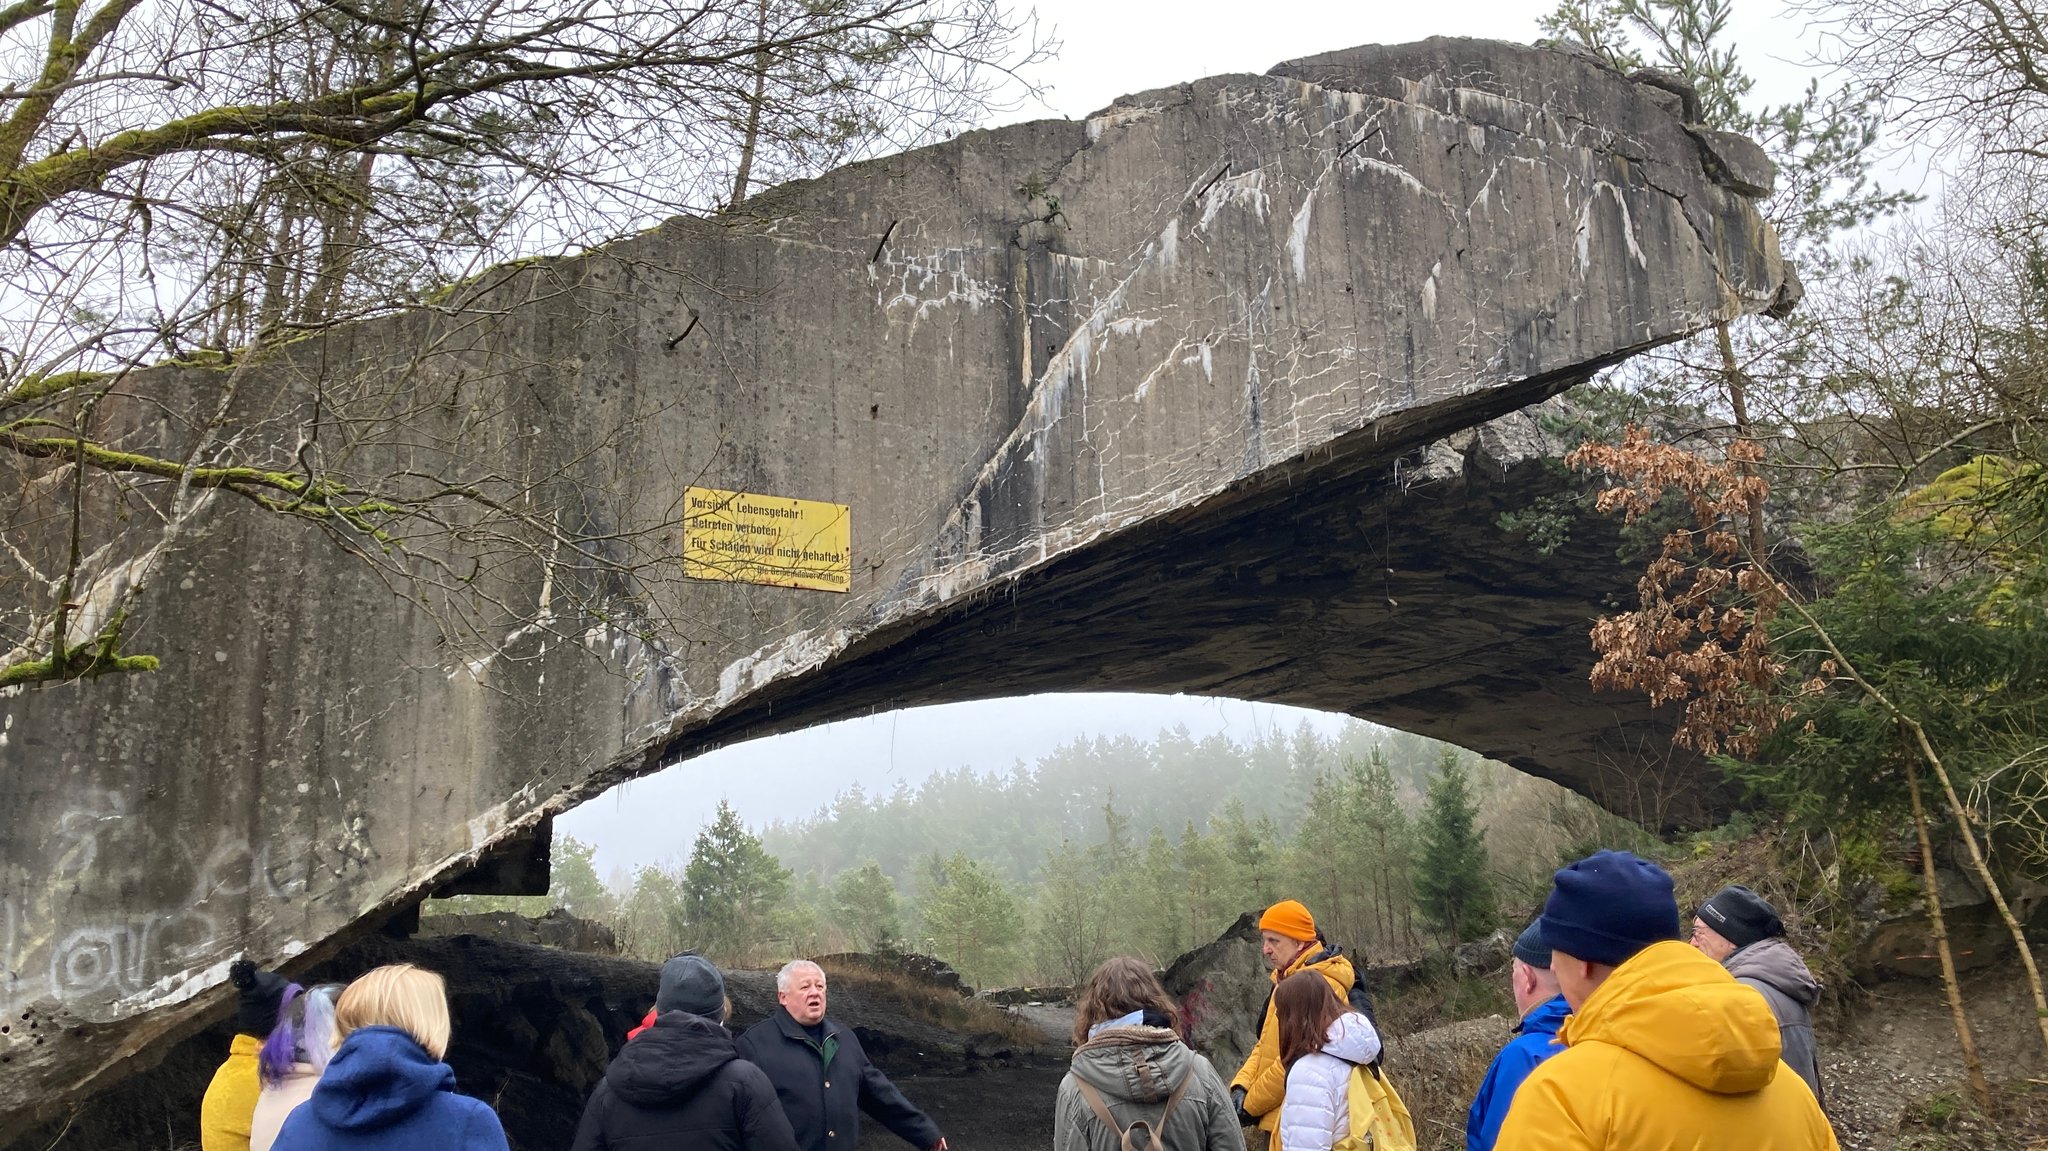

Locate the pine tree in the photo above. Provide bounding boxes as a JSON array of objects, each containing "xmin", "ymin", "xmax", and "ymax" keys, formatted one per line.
[
  {"xmin": 1358, "ymin": 748, "xmax": 1415, "ymax": 947},
  {"xmin": 1032, "ymin": 841, "xmax": 1110, "ymax": 984},
  {"xmin": 830, "ymin": 861, "xmax": 901, "ymax": 951},
  {"xmin": 682, "ymin": 800, "xmax": 794, "ymax": 962},
  {"xmin": 916, "ymin": 852, "xmax": 1021, "ymax": 987},
  {"xmin": 1413, "ymin": 749, "xmax": 1498, "ymax": 943},
  {"xmin": 550, "ymin": 835, "xmax": 616, "ymax": 921},
  {"xmin": 614, "ymin": 863, "xmax": 688, "ymax": 961}
]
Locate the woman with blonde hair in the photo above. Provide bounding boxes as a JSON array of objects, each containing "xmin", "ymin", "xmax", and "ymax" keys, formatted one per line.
[
  {"xmin": 1054, "ymin": 957, "xmax": 1242, "ymax": 1151},
  {"xmin": 271, "ymin": 964, "xmax": 509, "ymax": 1151}
]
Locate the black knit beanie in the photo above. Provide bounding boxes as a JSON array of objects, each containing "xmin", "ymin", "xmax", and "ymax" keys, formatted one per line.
[
  {"xmin": 1697, "ymin": 884, "xmax": 1784, "ymax": 949},
  {"xmin": 229, "ymin": 958, "xmax": 290, "ymax": 1038},
  {"xmin": 655, "ymin": 953, "xmax": 725, "ymax": 1018}
]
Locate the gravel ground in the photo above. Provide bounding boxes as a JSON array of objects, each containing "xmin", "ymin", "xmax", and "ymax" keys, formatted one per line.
[{"xmin": 1822, "ymin": 965, "xmax": 2048, "ymax": 1150}]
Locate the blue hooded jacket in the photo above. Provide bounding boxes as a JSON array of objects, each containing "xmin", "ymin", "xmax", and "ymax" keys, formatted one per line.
[
  {"xmin": 1464, "ymin": 995, "xmax": 1569, "ymax": 1151},
  {"xmin": 272, "ymin": 1026, "xmax": 509, "ymax": 1151}
]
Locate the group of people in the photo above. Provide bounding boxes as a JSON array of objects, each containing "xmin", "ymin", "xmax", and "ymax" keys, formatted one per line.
[
  {"xmin": 198, "ymin": 953, "xmax": 949, "ymax": 1151},
  {"xmin": 576, "ymin": 954, "xmax": 947, "ymax": 1151},
  {"xmin": 1461, "ymin": 852, "xmax": 1828, "ymax": 1150},
  {"xmin": 200, "ymin": 960, "xmax": 514, "ymax": 1151},
  {"xmin": 198, "ymin": 847, "xmax": 1832, "ymax": 1151},
  {"xmin": 1063, "ymin": 850, "xmax": 1834, "ymax": 1151}
]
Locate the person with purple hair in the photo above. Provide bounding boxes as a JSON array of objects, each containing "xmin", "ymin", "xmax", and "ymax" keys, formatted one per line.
[{"xmin": 251, "ymin": 983, "xmax": 347, "ymax": 1151}]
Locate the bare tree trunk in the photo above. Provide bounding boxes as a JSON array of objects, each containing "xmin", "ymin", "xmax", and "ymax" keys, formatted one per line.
[
  {"xmin": 1783, "ymin": 594, "xmax": 2048, "ymax": 1060},
  {"xmin": 729, "ymin": 0, "xmax": 772, "ymax": 206},
  {"xmin": 257, "ymin": 178, "xmax": 304, "ymax": 336},
  {"xmin": 1906, "ymin": 714, "xmax": 2048, "ymax": 1057},
  {"xmin": 1908, "ymin": 756, "xmax": 1993, "ymax": 1112},
  {"xmin": 1715, "ymin": 320, "xmax": 1769, "ymax": 561},
  {"xmin": 305, "ymin": 150, "xmax": 377, "ymax": 323}
]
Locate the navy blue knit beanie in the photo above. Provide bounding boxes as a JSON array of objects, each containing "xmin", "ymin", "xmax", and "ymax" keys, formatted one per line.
[
  {"xmin": 1538, "ymin": 850, "xmax": 1680, "ymax": 967},
  {"xmin": 1512, "ymin": 920, "xmax": 1551, "ymax": 969}
]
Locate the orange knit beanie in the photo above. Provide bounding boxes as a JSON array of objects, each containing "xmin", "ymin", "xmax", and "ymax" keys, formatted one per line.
[{"xmin": 1258, "ymin": 899, "xmax": 1317, "ymax": 942}]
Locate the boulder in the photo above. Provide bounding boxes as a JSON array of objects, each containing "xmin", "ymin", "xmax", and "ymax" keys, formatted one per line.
[
  {"xmin": 1161, "ymin": 912, "xmax": 1269, "ymax": 1073},
  {"xmin": 1858, "ymin": 867, "xmax": 2048, "ymax": 979},
  {"xmin": 417, "ymin": 908, "xmax": 620, "ymax": 954}
]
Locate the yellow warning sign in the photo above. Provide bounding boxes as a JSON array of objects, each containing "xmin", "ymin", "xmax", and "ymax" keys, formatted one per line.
[{"xmin": 683, "ymin": 486, "xmax": 852, "ymax": 593}]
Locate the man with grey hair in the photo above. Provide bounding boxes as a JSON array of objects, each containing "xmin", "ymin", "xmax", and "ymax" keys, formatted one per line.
[
  {"xmin": 1691, "ymin": 885, "xmax": 1825, "ymax": 1105},
  {"xmin": 735, "ymin": 960, "xmax": 947, "ymax": 1151}
]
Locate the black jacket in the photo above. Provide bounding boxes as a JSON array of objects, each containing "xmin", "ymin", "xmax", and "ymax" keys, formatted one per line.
[
  {"xmin": 734, "ymin": 1007, "xmax": 942, "ymax": 1151},
  {"xmin": 570, "ymin": 1011, "xmax": 798, "ymax": 1151}
]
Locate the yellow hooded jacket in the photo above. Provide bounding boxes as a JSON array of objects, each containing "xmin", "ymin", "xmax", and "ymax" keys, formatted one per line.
[
  {"xmin": 199, "ymin": 1033, "xmax": 263, "ymax": 1151},
  {"xmin": 1230, "ymin": 944, "xmax": 1357, "ymax": 1140},
  {"xmin": 1496, "ymin": 941, "xmax": 1836, "ymax": 1151}
]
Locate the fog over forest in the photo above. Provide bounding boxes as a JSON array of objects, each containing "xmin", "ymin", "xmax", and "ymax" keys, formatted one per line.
[{"xmin": 456, "ymin": 712, "xmax": 1642, "ymax": 988}]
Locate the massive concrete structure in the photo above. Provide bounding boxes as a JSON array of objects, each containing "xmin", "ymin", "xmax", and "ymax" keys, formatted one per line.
[{"xmin": 0, "ymin": 38, "xmax": 1794, "ymax": 1133}]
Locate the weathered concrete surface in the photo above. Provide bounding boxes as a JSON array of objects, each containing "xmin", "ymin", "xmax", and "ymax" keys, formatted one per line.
[{"xmin": 0, "ymin": 37, "xmax": 1792, "ymax": 1132}]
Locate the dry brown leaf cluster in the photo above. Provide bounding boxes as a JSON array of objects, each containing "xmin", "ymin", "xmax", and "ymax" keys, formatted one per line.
[{"xmin": 1567, "ymin": 427, "xmax": 1787, "ymax": 757}]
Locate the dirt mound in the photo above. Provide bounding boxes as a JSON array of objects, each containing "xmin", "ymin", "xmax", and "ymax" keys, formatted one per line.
[
  {"xmin": 815, "ymin": 950, "xmax": 972, "ymax": 996},
  {"xmin": 1383, "ymin": 1016, "xmax": 1517, "ymax": 1151}
]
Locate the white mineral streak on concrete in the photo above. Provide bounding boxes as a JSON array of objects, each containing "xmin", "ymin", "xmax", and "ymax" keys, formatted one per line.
[
  {"xmin": 1453, "ymin": 86, "xmax": 1544, "ymax": 135},
  {"xmin": 1289, "ymin": 186, "xmax": 1318, "ymax": 282},
  {"xmin": 1575, "ymin": 180, "xmax": 1648, "ymax": 273},
  {"xmin": 713, "ymin": 623, "xmax": 853, "ymax": 708},
  {"xmin": 467, "ymin": 804, "xmax": 509, "ymax": 851},
  {"xmin": 116, "ymin": 955, "xmax": 233, "ymax": 1012},
  {"xmin": 1422, "ymin": 260, "xmax": 1442, "ymax": 321},
  {"xmin": 1134, "ymin": 335, "xmax": 1205, "ymax": 401},
  {"xmin": 1468, "ymin": 161, "xmax": 1503, "ymax": 216},
  {"xmin": 1350, "ymin": 155, "xmax": 1446, "ymax": 206},
  {"xmin": 452, "ymin": 544, "xmax": 559, "ymax": 680},
  {"xmin": 1197, "ymin": 169, "xmax": 1269, "ymax": 233},
  {"xmin": 1086, "ymin": 103, "xmax": 1165, "ymax": 143},
  {"xmin": 1156, "ymin": 219, "xmax": 1179, "ymax": 270}
]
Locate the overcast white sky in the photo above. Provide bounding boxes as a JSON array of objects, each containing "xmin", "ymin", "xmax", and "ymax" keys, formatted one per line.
[
  {"xmin": 992, "ymin": 0, "xmax": 1831, "ymax": 124},
  {"xmin": 561, "ymin": 0, "xmax": 1881, "ymax": 877}
]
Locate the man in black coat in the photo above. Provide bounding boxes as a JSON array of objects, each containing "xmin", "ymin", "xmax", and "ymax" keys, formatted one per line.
[
  {"xmin": 572, "ymin": 953, "xmax": 797, "ymax": 1151},
  {"xmin": 735, "ymin": 960, "xmax": 946, "ymax": 1151}
]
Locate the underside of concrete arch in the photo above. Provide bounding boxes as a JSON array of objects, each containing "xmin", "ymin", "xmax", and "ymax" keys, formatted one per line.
[{"xmin": 0, "ymin": 36, "xmax": 1793, "ymax": 1134}]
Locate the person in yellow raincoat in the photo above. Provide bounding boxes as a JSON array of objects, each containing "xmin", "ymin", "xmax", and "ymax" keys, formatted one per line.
[
  {"xmin": 1496, "ymin": 851, "xmax": 1836, "ymax": 1151},
  {"xmin": 201, "ymin": 959, "xmax": 293, "ymax": 1151},
  {"xmin": 1228, "ymin": 900, "xmax": 1361, "ymax": 1147}
]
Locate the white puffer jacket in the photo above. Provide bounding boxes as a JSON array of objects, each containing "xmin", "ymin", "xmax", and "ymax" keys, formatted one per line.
[{"xmin": 1277, "ymin": 1012, "xmax": 1382, "ymax": 1151}]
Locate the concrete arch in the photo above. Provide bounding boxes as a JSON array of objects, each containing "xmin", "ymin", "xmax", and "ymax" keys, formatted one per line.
[{"xmin": 0, "ymin": 37, "xmax": 1792, "ymax": 1130}]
